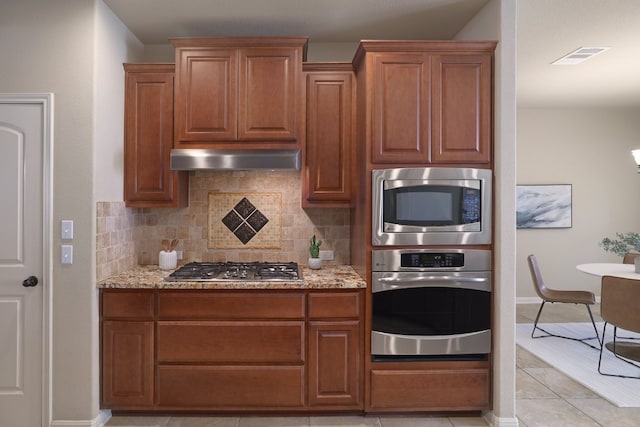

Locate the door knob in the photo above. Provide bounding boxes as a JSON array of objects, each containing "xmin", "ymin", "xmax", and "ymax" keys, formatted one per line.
[{"xmin": 22, "ymin": 276, "xmax": 39, "ymax": 287}]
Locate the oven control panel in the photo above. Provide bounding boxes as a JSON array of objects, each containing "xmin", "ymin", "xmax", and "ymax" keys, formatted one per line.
[
  {"xmin": 372, "ymin": 249, "xmax": 490, "ymax": 272},
  {"xmin": 401, "ymin": 252, "xmax": 464, "ymax": 268}
]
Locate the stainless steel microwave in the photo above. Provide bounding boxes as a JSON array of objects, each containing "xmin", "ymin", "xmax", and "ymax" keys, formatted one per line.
[{"xmin": 372, "ymin": 167, "xmax": 492, "ymax": 246}]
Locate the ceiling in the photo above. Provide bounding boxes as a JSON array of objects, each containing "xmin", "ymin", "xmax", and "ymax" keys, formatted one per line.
[{"xmin": 104, "ymin": 0, "xmax": 640, "ymax": 108}]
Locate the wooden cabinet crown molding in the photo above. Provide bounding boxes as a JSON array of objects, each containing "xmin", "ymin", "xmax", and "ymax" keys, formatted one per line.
[
  {"xmin": 352, "ymin": 40, "xmax": 498, "ymax": 68},
  {"xmin": 303, "ymin": 62, "xmax": 354, "ymax": 72},
  {"xmin": 170, "ymin": 36, "xmax": 309, "ymax": 58}
]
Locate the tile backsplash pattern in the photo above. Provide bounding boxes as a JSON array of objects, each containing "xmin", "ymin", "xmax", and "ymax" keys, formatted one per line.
[
  {"xmin": 210, "ymin": 192, "xmax": 281, "ymax": 248},
  {"xmin": 136, "ymin": 170, "xmax": 350, "ymax": 266},
  {"xmin": 96, "ymin": 201, "xmax": 141, "ymax": 282}
]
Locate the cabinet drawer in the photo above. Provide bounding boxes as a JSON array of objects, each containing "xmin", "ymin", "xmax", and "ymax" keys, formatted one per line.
[
  {"xmin": 157, "ymin": 365, "xmax": 304, "ymax": 408},
  {"xmin": 308, "ymin": 292, "xmax": 361, "ymax": 319},
  {"xmin": 370, "ymin": 368, "xmax": 489, "ymax": 411},
  {"xmin": 101, "ymin": 291, "xmax": 154, "ymax": 319},
  {"xmin": 157, "ymin": 321, "xmax": 304, "ymax": 363},
  {"xmin": 157, "ymin": 292, "xmax": 305, "ymax": 319}
]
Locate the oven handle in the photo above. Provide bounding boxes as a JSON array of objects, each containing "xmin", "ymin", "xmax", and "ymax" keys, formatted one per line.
[{"xmin": 372, "ymin": 275, "xmax": 491, "ymax": 292}]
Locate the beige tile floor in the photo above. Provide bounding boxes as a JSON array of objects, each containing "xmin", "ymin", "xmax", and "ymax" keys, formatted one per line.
[
  {"xmin": 516, "ymin": 302, "xmax": 640, "ymax": 427},
  {"xmin": 106, "ymin": 303, "xmax": 640, "ymax": 427}
]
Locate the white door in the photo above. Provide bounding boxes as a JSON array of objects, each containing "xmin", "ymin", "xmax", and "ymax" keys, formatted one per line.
[{"xmin": 0, "ymin": 94, "xmax": 52, "ymax": 427}]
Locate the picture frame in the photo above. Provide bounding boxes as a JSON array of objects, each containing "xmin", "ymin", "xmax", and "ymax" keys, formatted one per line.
[{"xmin": 516, "ymin": 184, "xmax": 572, "ymax": 229}]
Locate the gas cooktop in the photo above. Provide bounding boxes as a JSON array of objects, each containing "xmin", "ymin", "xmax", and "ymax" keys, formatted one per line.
[{"xmin": 164, "ymin": 261, "xmax": 302, "ymax": 282}]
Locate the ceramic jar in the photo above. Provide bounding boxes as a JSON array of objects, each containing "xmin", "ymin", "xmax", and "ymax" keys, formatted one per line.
[{"xmin": 159, "ymin": 250, "xmax": 178, "ymax": 270}]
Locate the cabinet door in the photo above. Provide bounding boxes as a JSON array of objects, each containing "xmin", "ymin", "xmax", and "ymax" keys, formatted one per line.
[
  {"xmin": 308, "ymin": 321, "xmax": 361, "ymax": 408},
  {"xmin": 238, "ymin": 47, "xmax": 299, "ymax": 141},
  {"xmin": 101, "ymin": 321, "xmax": 154, "ymax": 409},
  {"xmin": 124, "ymin": 65, "xmax": 187, "ymax": 207},
  {"xmin": 371, "ymin": 53, "xmax": 431, "ymax": 164},
  {"xmin": 174, "ymin": 48, "xmax": 238, "ymax": 144},
  {"xmin": 304, "ymin": 71, "xmax": 353, "ymax": 206},
  {"xmin": 431, "ymin": 54, "xmax": 492, "ymax": 164}
]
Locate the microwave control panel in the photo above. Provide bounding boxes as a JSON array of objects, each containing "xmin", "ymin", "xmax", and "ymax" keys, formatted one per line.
[{"xmin": 400, "ymin": 252, "xmax": 464, "ymax": 268}]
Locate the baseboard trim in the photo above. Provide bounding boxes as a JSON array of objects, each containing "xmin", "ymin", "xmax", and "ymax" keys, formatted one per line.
[
  {"xmin": 516, "ymin": 296, "xmax": 601, "ymax": 304},
  {"xmin": 484, "ymin": 411, "xmax": 520, "ymax": 427},
  {"xmin": 50, "ymin": 410, "xmax": 111, "ymax": 427},
  {"xmin": 516, "ymin": 296, "xmax": 541, "ymax": 304}
]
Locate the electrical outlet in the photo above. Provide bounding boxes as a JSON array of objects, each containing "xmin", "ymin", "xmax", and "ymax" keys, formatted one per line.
[
  {"xmin": 319, "ymin": 250, "xmax": 334, "ymax": 261},
  {"xmin": 177, "ymin": 250, "xmax": 183, "ymax": 260}
]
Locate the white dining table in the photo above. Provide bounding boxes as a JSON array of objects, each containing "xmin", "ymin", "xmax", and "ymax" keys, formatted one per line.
[{"xmin": 576, "ymin": 263, "xmax": 640, "ymax": 280}]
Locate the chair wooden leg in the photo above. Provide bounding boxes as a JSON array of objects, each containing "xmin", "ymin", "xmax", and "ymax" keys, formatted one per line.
[{"xmin": 531, "ymin": 301, "xmax": 600, "ymax": 350}]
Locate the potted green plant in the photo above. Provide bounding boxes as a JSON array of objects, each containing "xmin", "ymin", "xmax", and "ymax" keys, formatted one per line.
[
  {"xmin": 600, "ymin": 232, "xmax": 640, "ymax": 256},
  {"xmin": 308, "ymin": 234, "xmax": 323, "ymax": 270},
  {"xmin": 600, "ymin": 232, "xmax": 640, "ymax": 272}
]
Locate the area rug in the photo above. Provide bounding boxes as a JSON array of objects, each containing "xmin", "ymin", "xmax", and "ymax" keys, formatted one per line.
[{"xmin": 516, "ymin": 322, "xmax": 640, "ymax": 407}]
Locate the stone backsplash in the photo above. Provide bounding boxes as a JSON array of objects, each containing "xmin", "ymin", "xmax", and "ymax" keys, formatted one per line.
[
  {"xmin": 96, "ymin": 170, "xmax": 351, "ymax": 280},
  {"xmin": 96, "ymin": 201, "xmax": 141, "ymax": 282}
]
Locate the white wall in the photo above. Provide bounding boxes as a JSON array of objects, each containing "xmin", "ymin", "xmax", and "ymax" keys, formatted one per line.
[
  {"xmin": 517, "ymin": 107, "xmax": 640, "ymax": 299},
  {"xmin": 456, "ymin": 1, "xmax": 518, "ymax": 425},
  {"xmin": 0, "ymin": 0, "xmax": 145, "ymax": 425},
  {"xmin": 0, "ymin": 0, "xmax": 97, "ymax": 423},
  {"xmin": 94, "ymin": 0, "xmax": 144, "ymax": 201},
  {"xmin": 141, "ymin": 41, "xmax": 359, "ymax": 63}
]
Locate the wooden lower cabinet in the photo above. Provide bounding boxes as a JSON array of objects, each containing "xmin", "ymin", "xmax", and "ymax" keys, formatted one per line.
[
  {"xmin": 308, "ymin": 321, "xmax": 360, "ymax": 408},
  {"xmin": 101, "ymin": 320, "xmax": 154, "ymax": 409},
  {"xmin": 100, "ymin": 289, "xmax": 364, "ymax": 412},
  {"xmin": 369, "ymin": 362, "xmax": 490, "ymax": 412}
]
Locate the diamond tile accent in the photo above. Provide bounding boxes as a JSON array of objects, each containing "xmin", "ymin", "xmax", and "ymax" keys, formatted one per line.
[
  {"xmin": 209, "ymin": 192, "xmax": 282, "ymax": 249},
  {"xmin": 234, "ymin": 223, "xmax": 257, "ymax": 244},
  {"xmin": 219, "ymin": 196, "xmax": 270, "ymax": 244},
  {"xmin": 246, "ymin": 210, "xmax": 269, "ymax": 232},
  {"xmin": 234, "ymin": 197, "xmax": 256, "ymax": 218},
  {"xmin": 221, "ymin": 210, "xmax": 243, "ymax": 232}
]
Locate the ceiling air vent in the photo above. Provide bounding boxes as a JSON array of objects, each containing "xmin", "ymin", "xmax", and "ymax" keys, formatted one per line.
[{"xmin": 551, "ymin": 47, "xmax": 610, "ymax": 65}]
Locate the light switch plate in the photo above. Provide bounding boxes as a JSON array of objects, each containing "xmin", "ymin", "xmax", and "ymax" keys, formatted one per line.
[
  {"xmin": 61, "ymin": 220, "xmax": 73, "ymax": 240},
  {"xmin": 61, "ymin": 245, "xmax": 73, "ymax": 265}
]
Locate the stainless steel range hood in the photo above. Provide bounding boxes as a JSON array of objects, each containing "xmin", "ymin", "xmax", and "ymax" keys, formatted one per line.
[{"xmin": 170, "ymin": 148, "xmax": 301, "ymax": 171}]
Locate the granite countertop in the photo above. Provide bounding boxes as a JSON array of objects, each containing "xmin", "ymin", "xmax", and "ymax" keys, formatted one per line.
[{"xmin": 98, "ymin": 265, "xmax": 366, "ymax": 290}]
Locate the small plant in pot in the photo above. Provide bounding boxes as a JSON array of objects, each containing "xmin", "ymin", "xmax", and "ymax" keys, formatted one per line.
[
  {"xmin": 308, "ymin": 234, "xmax": 323, "ymax": 270},
  {"xmin": 600, "ymin": 231, "xmax": 640, "ymax": 272}
]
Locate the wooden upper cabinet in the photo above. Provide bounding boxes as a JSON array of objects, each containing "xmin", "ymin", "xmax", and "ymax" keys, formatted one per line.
[
  {"xmin": 174, "ymin": 48, "xmax": 237, "ymax": 142},
  {"xmin": 354, "ymin": 41, "xmax": 496, "ymax": 166},
  {"xmin": 431, "ymin": 54, "xmax": 492, "ymax": 164},
  {"xmin": 171, "ymin": 37, "xmax": 308, "ymax": 148},
  {"xmin": 370, "ymin": 53, "xmax": 431, "ymax": 164},
  {"xmin": 303, "ymin": 63, "xmax": 354, "ymax": 207},
  {"xmin": 238, "ymin": 47, "xmax": 299, "ymax": 141},
  {"xmin": 123, "ymin": 64, "xmax": 188, "ymax": 208}
]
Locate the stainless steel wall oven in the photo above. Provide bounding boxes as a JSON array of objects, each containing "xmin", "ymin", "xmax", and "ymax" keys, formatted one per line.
[{"xmin": 371, "ymin": 249, "xmax": 491, "ymax": 360}]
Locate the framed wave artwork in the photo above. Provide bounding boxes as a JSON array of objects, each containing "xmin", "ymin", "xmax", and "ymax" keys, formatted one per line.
[{"xmin": 516, "ymin": 184, "xmax": 572, "ymax": 229}]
